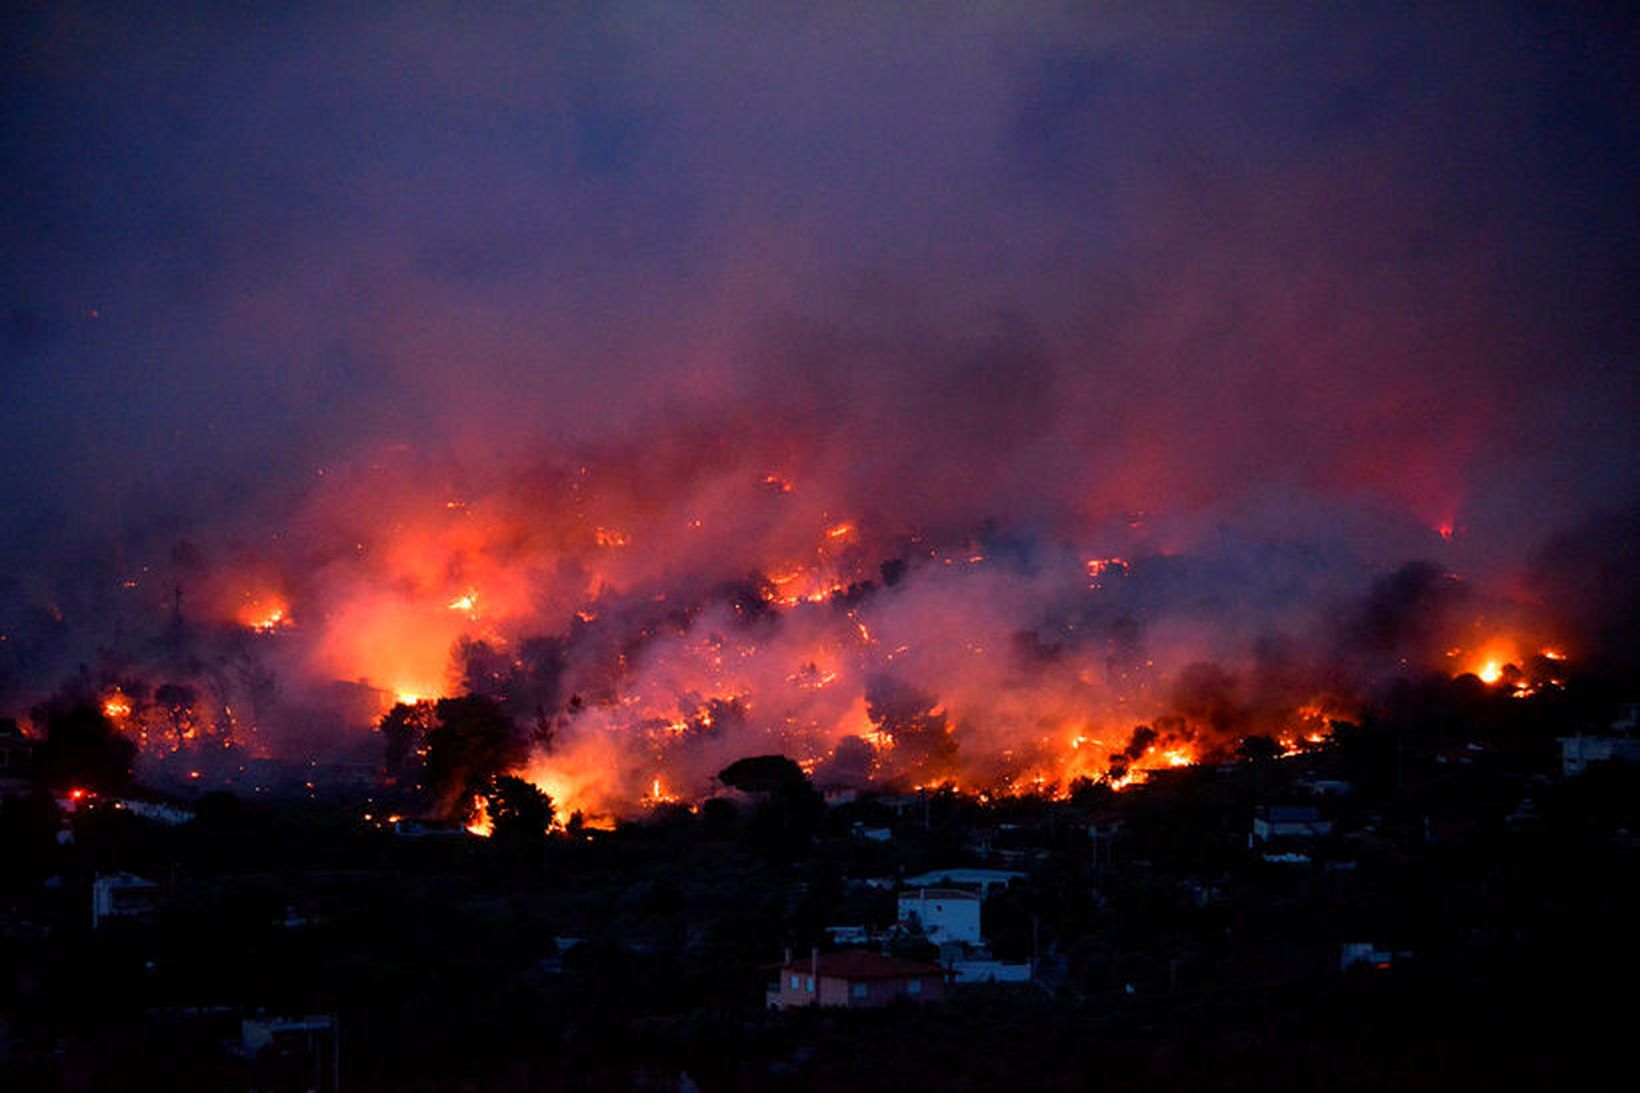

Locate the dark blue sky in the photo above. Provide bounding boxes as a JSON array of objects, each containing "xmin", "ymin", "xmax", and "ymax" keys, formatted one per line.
[{"xmin": 2, "ymin": 1, "xmax": 1636, "ymax": 576}]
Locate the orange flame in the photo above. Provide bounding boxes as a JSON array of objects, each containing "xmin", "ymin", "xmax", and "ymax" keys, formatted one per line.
[
  {"xmin": 465, "ymin": 794, "xmax": 493, "ymax": 837},
  {"xmin": 237, "ymin": 595, "xmax": 292, "ymax": 633}
]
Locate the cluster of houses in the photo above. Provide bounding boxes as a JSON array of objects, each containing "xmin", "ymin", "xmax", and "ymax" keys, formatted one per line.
[
  {"xmin": 770, "ymin": 866, "xmax": 1032, "ymax": 1010},
  {"xmin": 1559, "ymin": 703, "xmax": 1640, "ymax": 776}
]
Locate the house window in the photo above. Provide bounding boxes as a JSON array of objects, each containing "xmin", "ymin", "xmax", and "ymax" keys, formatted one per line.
[
  {"xmin": 851, "ymin": 982, "xmax": 869, "ymax": 1000},
  {"xmin": 790, "ymin": 975, "xmax": 802, "ymax": 990},
  {"xmin": 906, "ymin": 978, "xmax": 922, "ymax": 996},
  {"xmin": 805, "ymin": 976, "xmax": 814, "ymax": 991}
]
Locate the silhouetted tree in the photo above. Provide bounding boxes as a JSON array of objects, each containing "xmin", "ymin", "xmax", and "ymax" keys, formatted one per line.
[
  {"xmin": 479, "ymin": 774, "xmax": 553, "ymax": 850},
  {"xmin": 718, "ymin": 755, "xmax": 808, "ymax": 794},
  {"xmin": 379, "ymin": 700, "xmax": 435, "ymax": 787},
  {"xmin": 33, "ymin": 703, "xmax": 135, "ymax": 792},
  {"xmin": 425, "ymin": 695, "xmax": 527, "ymax": 818},
  {"xmin": 718, "ymin": 755, "xmax": 824, "ymax": 860},
  {"xmin": 1236, "ymin": 734, "xmax": 1282, "ymax": 764},
  {"xmin": 701, "ymin": 796, "xmax": 738, "ymax": 837}
]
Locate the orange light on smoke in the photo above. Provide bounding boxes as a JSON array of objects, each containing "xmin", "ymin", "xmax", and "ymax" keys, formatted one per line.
[{"xmin": 237, "ymin": 594, "xmax": 293, "ymax": 633}]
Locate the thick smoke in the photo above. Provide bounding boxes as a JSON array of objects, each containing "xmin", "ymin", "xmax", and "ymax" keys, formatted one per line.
[{"xmin": 1, "ymin": 5, "xmax": 1634, "ymax": 809}]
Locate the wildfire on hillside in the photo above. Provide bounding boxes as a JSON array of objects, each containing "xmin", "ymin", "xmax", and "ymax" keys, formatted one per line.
[{"xmin": 12, "ymin": 448, "xmax": 1586, "ymax": 825}]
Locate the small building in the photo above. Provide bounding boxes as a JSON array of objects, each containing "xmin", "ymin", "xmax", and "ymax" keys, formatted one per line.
[
  {"xmin": 821, "ymin": 785, "xmax": 859, "ymax": 806},
  {"xmin": 897, "ymin": 887, "xmax": 981, "ymax": 945},
  {"xmin": 233, "ymin": 1014, "xmax": 339, "ymax": 1091},
  {"xmin": 1251, "ymin": 805, "xmax": 1332, "ymax": 844},
  {"xmin": 1339, "ymin": 942, "xmax": 1412, "ymax": 972},
  {"xmin": 92, "ymin": 872, "xmax": 161, "ymax": 929},
  {"xmin": 949, "ymin": 957, "xmax": 1033, "ymax": 985},
  {"xmin": 1558, "ymin": 733, "xmax": 1640, "ymax": 777},
  {"xmin": 768, "ymin": 951, "xmax": 946, "ymax": 1010}
]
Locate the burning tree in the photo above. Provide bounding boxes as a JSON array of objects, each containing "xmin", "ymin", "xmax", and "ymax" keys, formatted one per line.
[
  {"xmin": 379, "ymin": 694, "xmax": 529, "ymax": 820},
  {"xmin": 864, "ymin": 676, "xmax": 958, "ymax": 786}
]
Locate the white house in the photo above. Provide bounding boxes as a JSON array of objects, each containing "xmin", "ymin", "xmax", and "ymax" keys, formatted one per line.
[{"xmin": 897, "ymin": 887, "xmax": 981, "ymax": 944}]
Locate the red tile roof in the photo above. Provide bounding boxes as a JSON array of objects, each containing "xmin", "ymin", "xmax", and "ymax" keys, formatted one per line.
[{"xmin": 780, "ymin": 951, "xmax": 944, "ymax": 980}]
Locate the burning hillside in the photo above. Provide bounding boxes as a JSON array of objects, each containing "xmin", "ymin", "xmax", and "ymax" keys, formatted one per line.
[
  {"xmin": 3, "ymin": 430, "xmax": 1601, "ymax": 825},
  {"xmin": 0, "ymin": 5, "xmax": 1633, "ymax": 824}
]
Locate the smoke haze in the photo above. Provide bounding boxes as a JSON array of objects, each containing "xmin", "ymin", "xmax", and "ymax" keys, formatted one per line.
[{"xmin": 2, "ymin": 3, "xmax": 1634, "ymax": 811}]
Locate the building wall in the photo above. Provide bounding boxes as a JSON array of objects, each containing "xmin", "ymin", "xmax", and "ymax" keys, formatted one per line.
[
  {"xmin": 773, "ymin": 969, "xmax": 817, "ymax": 1009},
  {"xmin": 819, "ymin": 973, "xmax": 944, "ymax": 1007},
  {"xmin": 898, "ymin": 889, "xmax": 982, "ymax": 944}
]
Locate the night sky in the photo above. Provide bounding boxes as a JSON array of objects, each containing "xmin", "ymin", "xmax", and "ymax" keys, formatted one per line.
[{"xmin": 1, "ymin": 4, "xmax": 1636, "ymax": 791}]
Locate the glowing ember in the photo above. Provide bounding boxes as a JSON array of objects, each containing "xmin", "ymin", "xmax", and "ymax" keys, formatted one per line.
[{"xmin": 1085, "ymin": 557, "xmax": 1130, "ymax": 589}]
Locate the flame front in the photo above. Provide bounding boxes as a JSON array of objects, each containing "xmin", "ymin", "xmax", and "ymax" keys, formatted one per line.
[{"xmin": 73, "ymin": 449, "xmax": 1577, "ymax": 816}]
